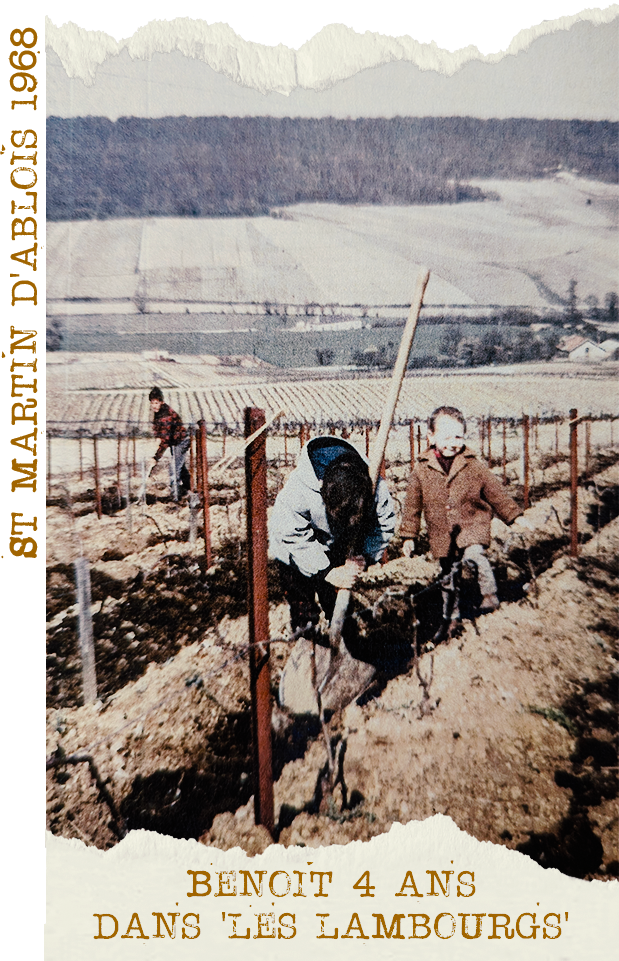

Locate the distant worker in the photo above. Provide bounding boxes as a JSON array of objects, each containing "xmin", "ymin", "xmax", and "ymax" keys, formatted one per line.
[
  {"xmin": 148, "ymin": 386, "xmax": 191, "ymax": 501},
  {"xmin": 269, "ymin": 435, "xmax": 395, "ymax": 636},
  {"xmin": 400, "ymin": 406, "xmax": 530, "ymax": 638}
]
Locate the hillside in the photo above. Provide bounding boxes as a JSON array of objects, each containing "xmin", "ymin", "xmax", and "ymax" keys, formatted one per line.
[
  {"xmin": 47, "ymin": 117, "xmax": 618, "ymax": 222},
  {"xmin": 46, "ymin": 177, "xmax": 618, "ymax": 315}
]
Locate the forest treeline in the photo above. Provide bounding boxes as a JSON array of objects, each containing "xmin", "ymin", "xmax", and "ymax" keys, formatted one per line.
[{"xmin": 47, "ymin": 117, "xmax": 618, "ymax": 220}]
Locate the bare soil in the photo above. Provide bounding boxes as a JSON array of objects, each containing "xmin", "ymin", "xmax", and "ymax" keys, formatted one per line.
[{"xmin": 46, "ymin": 452, "xmax": 618, "ymax": 879}]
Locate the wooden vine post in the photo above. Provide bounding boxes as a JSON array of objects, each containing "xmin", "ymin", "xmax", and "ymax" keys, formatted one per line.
[
  {"xmin": 198, "ymin": 420, "xmax": 212, "ymax": 567},
  {"xmin": 244, "ymin": 407, "xmax": 274, "ymax": 834},
  {"xmin": 570, "ymin": 408, "xmax": 579, "ymax": 557},
  {"xmin": 522, "ymin": 414, "xmax": 530, "ymax": 510},
  {"xmin": 93, "ymin": 435, "xmax": 102, "ymax": 519}
]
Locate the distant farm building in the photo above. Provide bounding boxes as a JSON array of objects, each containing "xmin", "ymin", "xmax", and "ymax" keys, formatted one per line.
[
  {"xmin": 568, "ymin": 340, "xmax": 609, "ymax": 362},
  {"xmin": 559, "ymin": 334, "xmax": 587, "ymax": 353},
  {"xmin": 599, "ymin": 339, "xmax": 619, "ymax": 359}
]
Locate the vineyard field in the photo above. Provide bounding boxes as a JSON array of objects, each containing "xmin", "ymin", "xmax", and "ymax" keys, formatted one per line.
[{"xmin": 48, "ymin": 360, "xmax": 619, "ymax": 436}]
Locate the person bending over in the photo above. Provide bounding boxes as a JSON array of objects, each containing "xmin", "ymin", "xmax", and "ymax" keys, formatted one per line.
[
  {"xmin": 269, "ymin": 435, "xmax": 395, "ymax": 635},
  {"xmin": 148, "ymin": 386, "xmax": 191, "ymax": 501}
]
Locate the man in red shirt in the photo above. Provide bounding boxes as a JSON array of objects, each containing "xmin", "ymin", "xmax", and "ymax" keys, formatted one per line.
[{"xmin": 149, "ymin": 386, "xmax": 191, "ymax": 500}]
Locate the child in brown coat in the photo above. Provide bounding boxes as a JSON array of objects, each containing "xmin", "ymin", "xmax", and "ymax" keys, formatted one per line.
[{"xmin": 401, "ymin": 406, "xmax": 525, "ymax": 631}]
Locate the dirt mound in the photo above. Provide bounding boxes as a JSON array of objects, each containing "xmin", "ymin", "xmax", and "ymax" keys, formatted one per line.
[{"xmin": 272, "ymin": 517, "xmax": 618, "ymax": 878}]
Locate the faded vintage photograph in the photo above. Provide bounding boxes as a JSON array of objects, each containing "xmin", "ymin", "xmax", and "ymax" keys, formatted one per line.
[{"xmin": 45, "ymin": 12, "xmax": 618, "ymax": 881}]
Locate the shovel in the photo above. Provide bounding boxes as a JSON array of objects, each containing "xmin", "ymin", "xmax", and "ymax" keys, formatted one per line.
[{"xmin": 280, "ymin": 267, "xmax": 430, "ymax": 715}]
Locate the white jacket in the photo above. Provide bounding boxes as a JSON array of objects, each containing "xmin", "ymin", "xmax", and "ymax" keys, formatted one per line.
[{"xmin": 268, "ymin": 436, "xmax": 395, "ymax": 577}]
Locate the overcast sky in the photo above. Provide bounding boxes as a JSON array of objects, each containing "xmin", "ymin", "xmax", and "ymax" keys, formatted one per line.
[{"xmin": 47, "ymin": 10, "xmax": 619, "ymax": 120}]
